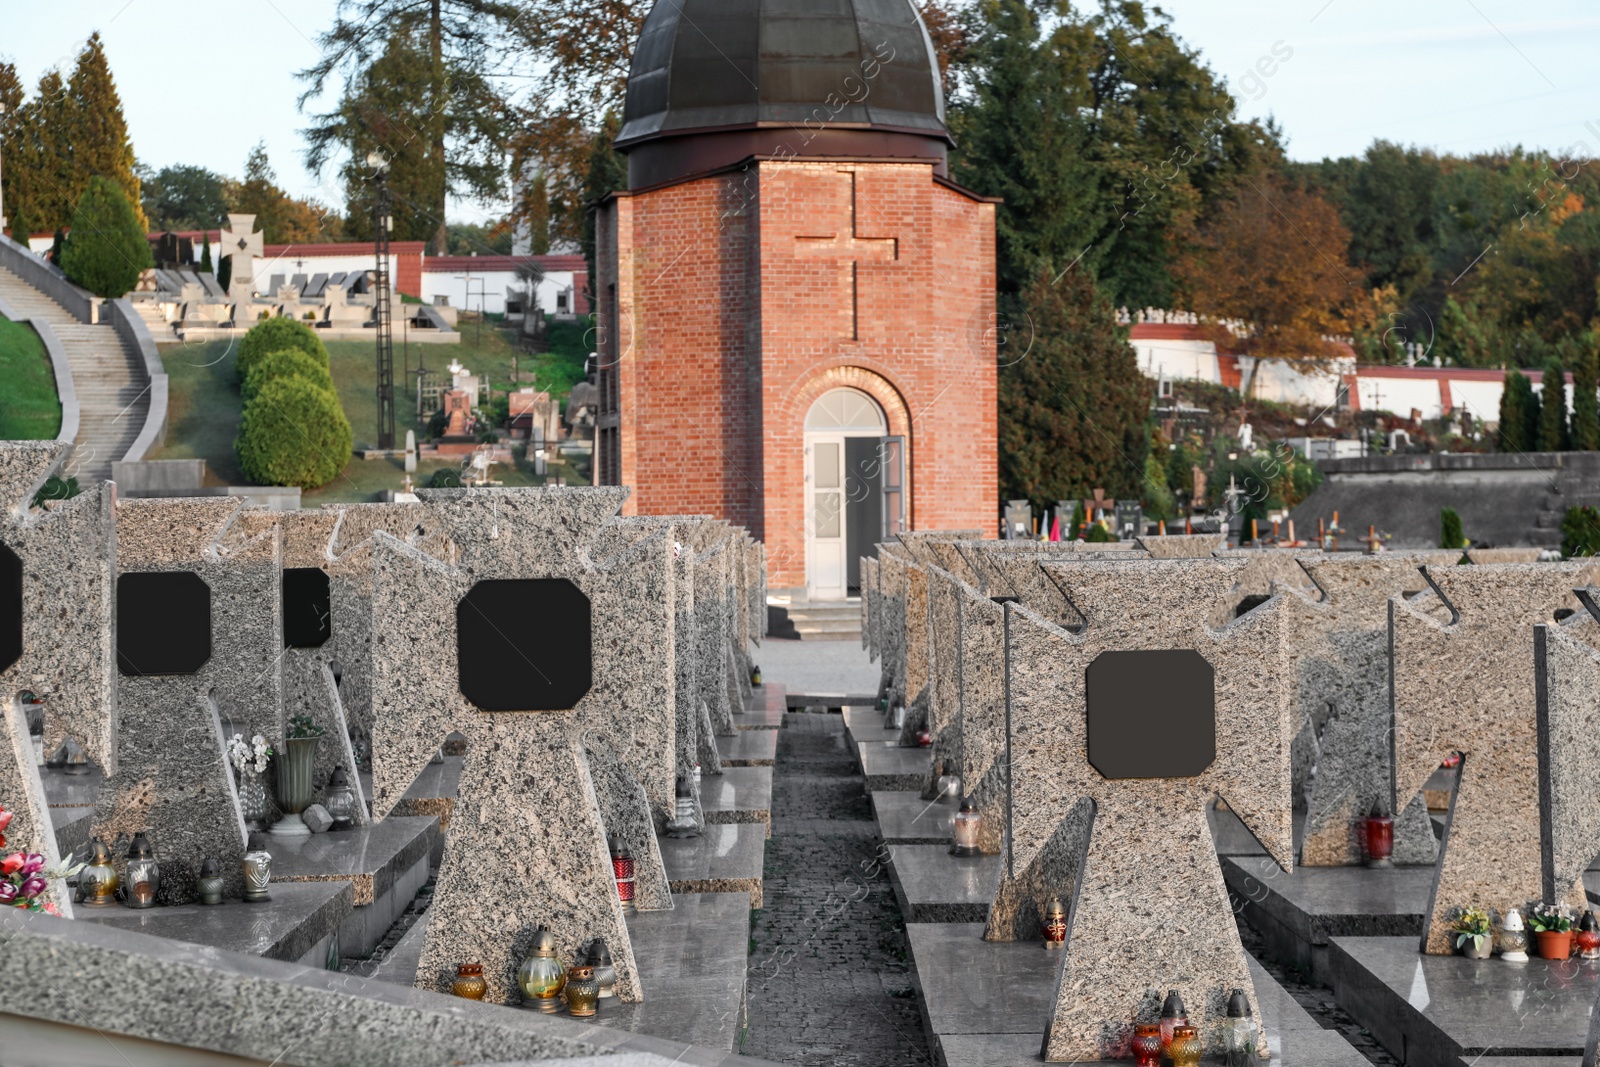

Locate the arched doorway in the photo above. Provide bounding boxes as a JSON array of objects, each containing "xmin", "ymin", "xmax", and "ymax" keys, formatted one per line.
[{"xmin": 804, "ymin": 388, "xmax": 902, "ymax": 600}]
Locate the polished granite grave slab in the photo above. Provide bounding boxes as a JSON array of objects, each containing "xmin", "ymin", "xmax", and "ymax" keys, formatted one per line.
[
  {"xmin": 843, "ymin": 707, "xmax": 899, "ymax": 753},
  {"xmin": 700, "ymin": 765, "xmax": 773, "ymax": 837},
  {"xmin": 659, "ymin": 822, "xmax": 765, "ymax": 908},
  {"xmin": 1207, "ymin": 802, "xmax": 1308, "ymax": 857},
  {"xmin": 76, "ymin": 880, "xmax": 353, "ymax": 966},
  {"xmin": 51, "ymin": 806, "xmax": 94, "ymax": 857},
  {"xmin": 1224, "ymin": 854, "xmax": 1432, "ymax": 984},
  {"xmin": 733, "ymin": 684, "xmax": 786, "ymax": 730},
  {"xmin": 39, "ymin": 763, "xmax": 104, "ymax": 808},
  {"xmin": 382, "ymin": 754, "xmax": 464, "ymax": 828},
  {"xmin": 888, "ymin": 844, "xmax": 997, "ymax": 923},
  {"xmin": 1329, "ymin": 935, "xmax": 1599, "ymax": 1067},
  {"xmin": 269, "ymin": 815, "xmax": 439, "ymax": 957},
  {"xmin": 716, "ymin": 728, "xmax": 777, "ymax": 767},
  {"xmin": 857, "ymin": 740, "xmax": 930, "ymax": 791},
  {"xmin": 589, "ymin": 892, "xmax": 752, "ymax": 1050},
  {"xmin": 873, "ymin": 790, "xmax": 956, "ymax": 844},
  {"xmin": 910, "ymin": 922, "xmax": 1370, "ymax": 1067}
]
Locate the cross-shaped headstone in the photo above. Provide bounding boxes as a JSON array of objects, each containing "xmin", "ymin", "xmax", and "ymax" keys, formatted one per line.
[
  {"xmin": 0, "ymin": 442, "xmax": 116, "ymax": 913},
  {"xmin": 1004, "ymin": 558, "xmax": 1292, "ymax": 1059},
  {"xmin": 368, "ymin": 487, "xmax": 672, "ymax": 1003},
  {"xmin": 219, "ymin": 213, "xmax": 263, "ymax": 300},
  {"xmin": 93, "ymin": 498, "xmax": 280, "ymax": 904},
  {"xmin": 1533, "ymin": 601, "xmax": 1600, "ymax": 904},
  {"xmin": 1393, "ymin": 563, "xmax": 1590, "ymax": 953},
  {"xmin": 794, "ymin": 170, "xmax": 897, "ymax": 340},
  {"xmin": 1288, "ymin": 554, "xmax": 1457, "ymax": 866}
]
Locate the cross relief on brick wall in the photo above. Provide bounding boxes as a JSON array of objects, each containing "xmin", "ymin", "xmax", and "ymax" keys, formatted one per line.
[{"xmin": 795, "ymin": 170, "xmax": 898, "ymax": 340}]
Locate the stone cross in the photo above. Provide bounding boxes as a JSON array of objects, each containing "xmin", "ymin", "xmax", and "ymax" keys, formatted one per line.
[
  {"xmin": 1393, "ymin": 562, "xmax": 1590, "ymax": 953},
  {"xmin": 1291, "ymin": 554, "xmax": 1458, "ymax": 866},
  {"xmin": 367, "ymin": 487, "xmax": 667, "ymax": 1003},
  {"xmin": 794, "ymin": 169, "xmax": 896, "ymax": 340},
  {"xmin": 219, "ymin": 213, "xmax": 264, "ymax": 300},
  {"xmin": 93, "ymin": 498, "xmax": 280, "ymax": 905},
  {"xmin": 0, "ymin": 442, "xmax": 116, "ymax": 913},
  {"xmin": 1003, "ymin": 558, "xmax": 1292, "ymax": 1060}
]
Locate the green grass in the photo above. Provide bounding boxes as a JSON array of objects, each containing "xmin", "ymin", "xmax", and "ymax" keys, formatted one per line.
[
  {"xmin": 0, "ymin": 316, "xmax": 63, "ymax": 440},
  {"xmin": 148, "ymin": 323, "xmax": 592, "ymax": 504}
]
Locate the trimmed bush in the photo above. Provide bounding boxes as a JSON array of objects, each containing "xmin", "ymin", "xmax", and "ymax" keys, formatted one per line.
[
  {"xmin": 1440, "ymin": 507, "xmax": 1466, "ymax": 550},
  {"xmin": 60, "ymin": 177, "xmax": 153, "ymax": 297},
  {"xmin": 242, "ymin": 348, "xmax": 335, "ymax": 404},
  {"xmin": 1561, "ymin": 505, "xmax": 1600, "ymax": 559},
  {"xmin": 236, "ymin": 316, "xmax": 328, "ymax": 382},
  {"xmin": 235, "ymin": 375, "xmax": 353, "ymax": 489}
]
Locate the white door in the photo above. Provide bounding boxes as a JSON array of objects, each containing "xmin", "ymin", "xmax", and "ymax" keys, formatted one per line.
[{"xmin": 804, "ymin": 389, "xmax": 887, "ymax": 601}]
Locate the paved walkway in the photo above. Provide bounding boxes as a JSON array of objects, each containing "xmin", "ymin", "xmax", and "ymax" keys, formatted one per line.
[
  {"xmin": 757, "ymin": 637, "xmax": 881, "ymax": 696},
  {"xmin": 741, "ymin": 712, "xmax": 930, "ymax": 1066},
  {"xmin": 0, "ymin": 266, "xmax": 147, "ymax": 480}
]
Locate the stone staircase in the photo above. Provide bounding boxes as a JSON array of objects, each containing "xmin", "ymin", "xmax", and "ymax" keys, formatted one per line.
[
  {"xmin": 767, "ymin": 598, "xmax": 862, "ymax": 640},
  {"xmin": 0, "ymin": 266, "xmax": 148, "ymax": 481}
]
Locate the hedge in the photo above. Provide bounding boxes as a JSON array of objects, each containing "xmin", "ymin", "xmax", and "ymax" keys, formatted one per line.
[
  {"xmin": 236, "ymin": 317, "xmax": 328, "ymax": 382},
  {"xmin": 242, "ymin": 348, "xmax": 335, "ymax": 404},
  {"xmin": 235, "ymin": 375, "xmax": 353, "ymax": 489}
]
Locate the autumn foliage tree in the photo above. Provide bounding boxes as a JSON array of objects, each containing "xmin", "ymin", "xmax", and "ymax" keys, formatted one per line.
[{"xmin": 1175, "ymin": 173, "xmax": 1360, "ymax": 371}]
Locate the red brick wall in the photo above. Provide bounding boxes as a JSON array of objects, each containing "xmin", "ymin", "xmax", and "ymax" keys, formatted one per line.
[{"xmin": 600, "ymin": 160, "xmax": 997, "ymax": 590}]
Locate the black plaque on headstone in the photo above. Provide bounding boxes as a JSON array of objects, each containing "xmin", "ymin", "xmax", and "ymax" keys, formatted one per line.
[
  {"xmin": 117, "ymin": 571, "xmax": 212, "ymax": 676},
  {"xmin": 456, "ymin": 578, "xmax": 592, "ymax": 711},
  {"xmin": 1085, "ymin": 649, "xmax": 1215, "ymax": 779},
  {"xmin": 282, "ymin": 567, "xmax": 332, "ymax": 648},
  {"xmin": 0, "ymin": 542, "xmax": 21, "ymax": 674}
]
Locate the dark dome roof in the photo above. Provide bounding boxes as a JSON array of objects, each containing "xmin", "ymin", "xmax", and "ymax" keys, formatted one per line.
[{"xmin": 617, "ymin": 0, "xmax": 950, "ymax": 151}]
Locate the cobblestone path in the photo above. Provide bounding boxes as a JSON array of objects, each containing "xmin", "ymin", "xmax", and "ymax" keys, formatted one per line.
[{"xmin": 741, "ymin": 712, "xmax": 933, "ymax": 1066}]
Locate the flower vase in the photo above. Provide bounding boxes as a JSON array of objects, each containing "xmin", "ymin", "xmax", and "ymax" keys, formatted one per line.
[
  {"xmin": 1536, "ymin": 930, "xmax": 1573, "ymax": 961},
  {"xmin": 238, "ymin": 770, "xmax": 272, "ymax": 832},
  {"xmin": 272, "ymin": 736, "xmax": 318, "ymax": 836},
  {"xmin": 1460, "ymin": 935, "xmax": 1492, "ymax": 959}
]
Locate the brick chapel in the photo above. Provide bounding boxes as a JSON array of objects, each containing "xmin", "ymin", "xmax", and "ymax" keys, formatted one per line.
[{"xmin": 594, "ymin": 0, "xmax": 998, "ymax": 599}]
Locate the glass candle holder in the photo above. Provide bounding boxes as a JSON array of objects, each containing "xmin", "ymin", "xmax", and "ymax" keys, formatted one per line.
[
  {"xmin": 243, "ymin": 832, "xmax": 273, "ymax": 903},
  {"xmin": 1042, "ymin": 899, "xmax": 1067, "ymax": 947},
  {"xmin": 197, "ymin": 857, "xmax": 224, "ymax": 906},
  {"xmin": 124, "ymin": 833, "xmax": 159, "ymax": 909},
  {"xmin": 586, "ymin": 939, "xmax": 617, "ymax": 998},
  {"xmin": 950, "ymin": 799, "xmax": 982, "ymax": 857},
  {"xmin": 610, "ymin": 837, "xmax": 637, "ymax": 912},
  {"xmin": 323, "ymin": 766, "xmax": 359, "ymax": 829},
  {"xmin": 1364, "ymin": 813, "xmax": 1394, "ymax": 868},
  {"xmin": 1495, "ymin": 907, "xmax": 1530, "ymax": 962},
  {"xmin": 1577, "ymin": 912, "xmax": 1600, "ymax": 960},
  {"xmin": 1159, "ymin": 989, "xmax": 1189, "ymax": 1052},
  {"xmin": 1222, "ymin": 988, "xmax": 1259, "ymax": 1067},
  {"xmin": 1131, "ymin": 1024, "xmax": 1163, "ymax": 1067},
  {"xmin": 565, "ymin": 964, "xmax": 600, "ymax": 1017},
  {"xmin": 1168, "ymin": 1025, "xmax": 1203, "ymax": 1067},
  {"xmin": 517, "ymin": 926, "xmax": 567, "ymax": 1012},
  {"xmin": 452, "ymin": 962, "xmax": 487, "ymax": 1000}
]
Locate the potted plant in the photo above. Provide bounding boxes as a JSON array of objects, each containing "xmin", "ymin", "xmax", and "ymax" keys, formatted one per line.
[
  {"xmin": 1450, "ymin": 907, "xmax": 1493, "ymax": 959},
  {"xmin": 1528, "ymin": 903, "xmax": 1574, "ymax": 960},
  {"xmin": 272, "ymin": 715, "xmax": 324, "ymax": 837}
]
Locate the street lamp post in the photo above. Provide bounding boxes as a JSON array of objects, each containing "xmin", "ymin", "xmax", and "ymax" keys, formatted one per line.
[{"xmin": 369, "ymin": 152, "xmax": 396, "ymax": 451}]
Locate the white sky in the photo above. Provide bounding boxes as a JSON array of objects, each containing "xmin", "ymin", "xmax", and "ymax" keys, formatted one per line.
[{"xmin": 4, "ymin": 0, "xmax": 1598, "ymax": 224}]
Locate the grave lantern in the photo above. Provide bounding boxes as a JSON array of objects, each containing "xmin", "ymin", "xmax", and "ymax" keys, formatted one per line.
[
  {"xmin": 1363, "ymin": 801, "xmax": 1394, "ymax": 868},
  {"xmin": 609, "ymin": 836, "xmax": 636, "ymax": 913},
  {"xmin": 1041, "ymin": 899, "xmax": 1067, "ymax": 947},
  {"xmin": 664, "ymin": 779, "xmax": 699, "ymax": 838},
  {"xmin": 77, "ymin": 840, "xmax": 119, "ymax": 908},
  {"xmin": 1577, "ymin": 911, "xmax": 1600, "ymax": 960},
  {"xmin": 322, "ymin": 766, "xmax": 359, "ymax": 830},
  {"xmin": 123, "ymin": 832, "xmax": 159, "ymax": 909},
  {"xmin": 451, "ymin": 963, "xmax": 487, "ymax": 1000},
  {"xmin": 564, "ymin": 964, "xmax": 600, "ymax": 1017},
  {"xmin": 1221, "ymin": 988, "xmax": 1258, "ymax": 1067},
  {"xmin": 1158, "ymin": 989, "xmax": 1189, "ymax": 1053},
  {"xmin": 1130, "ymin": 1025, "xmax": 1162, "ymax": 1067},
  {"xmin": 1494, "ymin": 906, "xmax": 1529, "ymax": 961},
  {"xmin": 516, "ymin": 926, "xmax": 567, "ymax": 1012},
  {"xmin": 950, "ymin": 798, "xmax": 981, "ymax": 857},
  {"xmin": 242, "ymin": 833, "xmax": 272, "ymax": 903},
  {"xmin": 586, "ymin": 939, "xmax": 617, "ymax": 998},
  {"xmin": 196, "ymin": 857, "xmax": 224, "ymax": 906}
]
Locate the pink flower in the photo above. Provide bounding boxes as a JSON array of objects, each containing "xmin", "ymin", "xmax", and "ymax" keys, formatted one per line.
[
  {"xmin": 0, "ymin": 882, "xmax": 16, "ymax": 904},
  {"xmin": 0, "ymin": 809, "xmax": 12, "ymax": 833},
  {"xmin": 42, "ymin": 902, "xmax": 60, "ymax": 916},
  {"xmin": 0, "ymin": 854, "xmax": 21, "ymax": 877},
  {"xmin": 19, "ymin": 875, "xmax": 47, "ymax": 899},
  {"xmin": 19, "ymin": 854, "xmax": 43, "ymax": 876}
]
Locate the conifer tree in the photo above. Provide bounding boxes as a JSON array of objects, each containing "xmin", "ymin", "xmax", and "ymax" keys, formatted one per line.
[
  {"xmin": 1570, "ymin": 333, "xmax": 1600, "ymax": 451},
  {"xmin": 64, "ymin": 33, "xmax": 143, "ymax": 228},
  {"xmin": 999, "ymin": 267, "xmax": 1152, "ymax": 505},
  {"xmin": 1538, "ymin": 358, "xmax": 1569, "ymax": 452},
  {"xmin": 59, "ymin": 176, "xmax": 152, "ymax": 297},
  {"xmin": 1499, "ymin": 369, "xmax": 1538, "ymax": 453},
  {"xmin": 199, "ymin": 232, "xmax": 213, "ymax": 275}
]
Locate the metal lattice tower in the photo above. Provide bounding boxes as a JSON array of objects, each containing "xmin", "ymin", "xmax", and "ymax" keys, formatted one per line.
[{"xmin": 373, "ymin": 165, "xmax": 396, "ymax": 450}]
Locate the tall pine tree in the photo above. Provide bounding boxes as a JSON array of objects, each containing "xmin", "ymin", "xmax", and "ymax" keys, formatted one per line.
[
  {"xmin": 1539, "ymin": 358, "xmax": 1570, "ymax": 452},
  {"xmin": 1499, "ymin": 369, "xmax": 1538, "ymax": 453},
  {"xmin": 999, "ymin": 267, "xmax": 1151, "ymax": 505},
  {"xmin": 64, "ymin": 33, "xmax": 143, "ymax": 228},
  {"xmin": 1569, "ymin": 333, "xmax": 1600, "ymax": 451}
]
